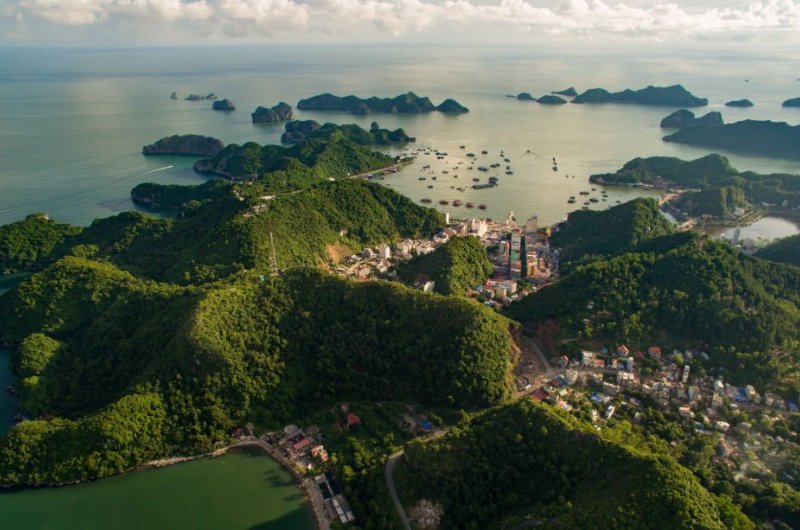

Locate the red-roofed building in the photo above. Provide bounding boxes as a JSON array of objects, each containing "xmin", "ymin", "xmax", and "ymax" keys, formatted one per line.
[
  {"xmin": 292, "ymin": 435, "xmax": 311, "ymax": 452},
  {"xmin": 346, "ymin": 412, "xmax": 361, "ymax": 427},
  {"xmin": 647, "ymin": 346, "xmax": 662, "ymax": 358},
  {"xmin": 616, "ymin": 345, "xmax": 630, "ymax": 356},
  {"xmin": 530, "ymin": 388, "xmax": 549, "ymax": 401}
]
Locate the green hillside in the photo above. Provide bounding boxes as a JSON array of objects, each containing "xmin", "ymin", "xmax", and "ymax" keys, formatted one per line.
[
  {"xmin": 506, "ymin": 232, "xmax": 800, "ymax": 392},
  {"xmin": 756, "ymin": 234, "xmax": 800, "ymax": 267},
  {"xmin": 0, "ymin": 261, "xmax": 513, "ymax": 486},
  {"xmin": 397, "ymin": 236, "xmax": 493, "ymax": 295},
  {"xmin": 193, "ymin": 134, "xmax": 394, "ymax": 189},
  {"xmin": 0, "ymin": 214, "xmax": 82, "ymax": 273},
  {"xmin": 591, "ymin": 154, "xmax": 800, "ymax": 212},
  {"xmin": 397, "ymin": 400, "xmax": 743, "ymax": 530},
  {"xmin": 550, "ymin": 198, "xmax": 673, "ymax": 264},
  {"xmin": 1, "ymin": 179, "xmax": 443, "ymax": 285}
]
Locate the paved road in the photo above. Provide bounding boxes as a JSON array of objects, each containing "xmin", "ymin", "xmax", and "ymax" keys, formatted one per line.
[{"xmin": 384, "ymin": 451, "xmax": 412, "ymax": 530}]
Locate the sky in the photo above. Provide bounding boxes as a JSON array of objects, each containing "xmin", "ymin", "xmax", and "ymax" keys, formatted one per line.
[{"xmin": 2, "ymin": 0, "xmax": 800, "ymax": 47}]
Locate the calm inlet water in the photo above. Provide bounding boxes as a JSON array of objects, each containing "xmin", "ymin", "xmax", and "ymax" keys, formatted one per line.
[
  {"xmin": 1, "ymin": 45, "xmax": 799, "ymax": 230},
  {"xmin": 0, "ymin": 448, "xmax": 315, "ymax": 530}
]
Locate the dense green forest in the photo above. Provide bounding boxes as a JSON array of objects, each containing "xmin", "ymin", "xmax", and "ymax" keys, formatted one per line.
[
  {"xmin": 1, "ymin": 180, "xmax": 444, "ymax": 285},
  {"xmin": 0, "ymin": 260, "xmax": 513, "ymax": 485},
  {"xmin": 663, "ymin": 118, "xmax": 800, "ymax": 161},
  {"xmin": 506, "ymin": 232, "xmax": 800, "ymax": 392},
  {"xmin": 397, "ymin": 236, "xmax": 493, "ymax": 294},
  {"xmin": 757, "ymin": 234, "xmax": 800, "ymax": 267},
  {"xmin": 193, "ymin": 131, "xmax": 394, "ymax": 188},
  {"xmin": 550, "ymin": 198, "xmax": 673, "ymax": 264},
  {"xmin": 396, "ymin": 399, "xmax": 742, "ymax": 529},
  {"xmin": 591, "ymin": 154, "xmax": 800, "ymax": 213},
  {"xmin": 0, "ymin": 214, "xmax": 82, "ymax": 273},
  {"xmin": 675, "ymin": 185, "xmax": 747, "ymax": 217}
]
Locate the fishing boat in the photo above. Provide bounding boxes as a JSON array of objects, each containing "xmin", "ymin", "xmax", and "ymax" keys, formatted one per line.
[
  {"xmin": 466, "ymin": 202, "xmax": 474, "ymax": 208},
  {"xmin": 478, "ymin": 204, "xmax": 487, "ymax": 210},
  {"xmin": 453, "ymin": 199, "xmax": 463, "ymax": 207},
  {"xmin": 590, "ymin": 197, "xmax": 599, "ymax": 203},
  {"xmin": 481, "ymin": 150, "xmax": 488, "ymax": 154},
  {"xmin": 427, "ymin": 185, "xmax": 433, "ymax": 189},
  {"xmin": 421, "ymin": 198, "xmax": 432, "ymax": 203},
  {"xmin": 460, "ymin": 145, "xmax": 466, "ymax": 149},
  {"xmin": 418, "ymin": 177, "xmax": 426, "ymax": 180},
  {"xmin": 568, "ymin": 197, "xmax": 576, "ymax": 204},
  {"xmin": 506, "ymin": 171, "xmax": 513, "ymax": 175},
  {"xmin": 439, "ymin": 199, "xmax": 449, "ymax": 205}
]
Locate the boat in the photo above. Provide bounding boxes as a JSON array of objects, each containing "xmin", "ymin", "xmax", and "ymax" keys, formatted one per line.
[
  {"xmin": 579, "ymin": 191, "xmax": 590, "ymax": 195},
  {"xmin": 467, "ymin": 153, "xmax": 476, "ymax": 157},
  {"xmin": 421, "ymin": 198, "xmax": 432, "ymax": 203},
  {"xmin": 552, "ymin": 166, "xmax": 558, "ymax": 171},
  {"xmin": 418, "ymin": 177, "xmax": 426, "ymax": 180},
  {"xmin": 481, "ymin": 150, "xmax": 488, "ymax": 154},
  {"xmin": 583, "ymin": 201, "xmax": 590, "ymax": 206},
  {"xmin": 473, "ymin": 178, "xmax": 480, "ymax": 182},
  {"xmin": 432, "ymin": 176, "xmax": 437, "ymax": 180},
  {"xmin": 439, "ymin": 199, "xmax": 449, "ymax": 205},
  {"xmin": 453, "ymin": 199, "xmax": 463, "ymax": 207},
  {"xmin": 466, "ymin": 202, "xmax": 474, "ymax": 208},
  {"xmin": 478, "ymin": 204, "xmax": 487, "ymax": 210},
  {"xmin": 427, "ymin": 185, "xmax": 433, "ymax": 189},
  {"xmin": 473, "ymin": 182, "xmax": 497, "ymax": 190},
  {"xmin": 590, "ymin": 197, "xmax": 599, "ymax": 203},
  {"xmin": 506, "ymin": 171, "xmax": 513, "ymax": 175},
  {"xmin": 568, "ymin": 197, "xmax": 576, "ymax": 204},
  {"xmin": 478, "ymin": 166, "xmax": 488, "ymax": 172},
  {"xmin": 460, "ymin": 145, "xmax": 465, "ymax": 149}
]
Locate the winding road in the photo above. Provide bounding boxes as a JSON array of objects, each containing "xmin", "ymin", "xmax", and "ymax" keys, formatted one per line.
[{"xmin": 384, "ymin": 451, "xmax": 412, "ymax": 530}]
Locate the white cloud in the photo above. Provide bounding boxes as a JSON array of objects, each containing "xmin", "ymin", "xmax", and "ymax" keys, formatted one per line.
[{"xmin": 6, "ymin": 0, "xmax": 800, "ymax": 40}]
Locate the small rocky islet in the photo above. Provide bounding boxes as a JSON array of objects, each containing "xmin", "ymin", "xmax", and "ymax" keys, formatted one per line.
[
  {"xmin": 251, "ymin": 102, "xmax": 293, "ymax": 123},
  {"xmin": 212, "ymin": 99, "xmax": 236, "ymax": 111},
  {"xmin": 725, "ymin": 99, "xmax": 754, "ymax": 108}
]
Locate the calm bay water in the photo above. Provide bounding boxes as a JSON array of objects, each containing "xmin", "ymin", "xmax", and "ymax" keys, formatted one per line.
[
  {"xmin": 0, "ymin": 448, "xmax": 315, "ymax": 530},
  {"xmin": 1, "ymin": 45, "xmax": 800, "ymax": 229}
]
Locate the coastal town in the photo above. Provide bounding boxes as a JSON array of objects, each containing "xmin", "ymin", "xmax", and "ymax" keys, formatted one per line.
[
  {"xmin": 522, "ymin": 339, "xmax": 800, "ymax": 490},
  {"xmin": 333, "ymin": 210, "xmax": 559, "ymax": 307}
]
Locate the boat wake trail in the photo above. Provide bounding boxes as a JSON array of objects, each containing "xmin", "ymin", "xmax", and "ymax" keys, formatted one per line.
[{"xmin": 140, "ymin": 165, "xmax": 174, "ymax": 176}]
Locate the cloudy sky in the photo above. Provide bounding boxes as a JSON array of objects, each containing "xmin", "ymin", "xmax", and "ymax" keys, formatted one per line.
[{"xmin": 2, "ymin": 0, "xmax": 800, "ymax": 46}]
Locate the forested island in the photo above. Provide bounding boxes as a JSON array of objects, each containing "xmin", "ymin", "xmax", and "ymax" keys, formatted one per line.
[
  {"xmin": 572, "ymin": 84, "xmax": 708, "ymax": 106},
  {"xmin": 591, "ymin": 153, "xmax": 800, "ymax": 216},
  {"xmin": 296, "ymin": 92, "xmax": 468, "ymax": 114},
  {"xmin": 783, "ymin": 97, "xmax": 800, "ymax": 108},
  {"xmin": 659, "ymin": 110, "xmax": 800, "ymax": 160},
  {"xmin": 726, "ymin": 99, "xmax": 754, "ymax": 108},
  {"xmin": 142, "ymin": 134, "xmax": 224, "ymax": 157}
]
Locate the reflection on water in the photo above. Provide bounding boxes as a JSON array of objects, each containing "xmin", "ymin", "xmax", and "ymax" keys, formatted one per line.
[{"xmin": 707, "ymin": 216, "xmax": 800, "ymax": 243}]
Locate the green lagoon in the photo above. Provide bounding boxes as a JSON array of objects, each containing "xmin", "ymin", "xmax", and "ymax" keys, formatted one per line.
[{"xmin": 0, "ymin": 448, "xmax": 315, "ymax": 530}]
